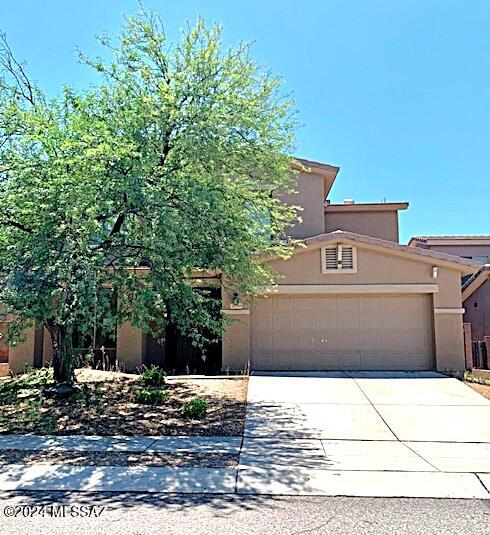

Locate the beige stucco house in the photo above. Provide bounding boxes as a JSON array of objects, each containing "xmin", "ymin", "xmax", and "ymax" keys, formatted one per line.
[{"xmin": 2, "ymin": 159, "xmax": 481, "ymax": 376}]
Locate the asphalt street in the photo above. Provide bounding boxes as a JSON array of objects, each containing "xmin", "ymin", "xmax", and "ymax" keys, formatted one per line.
[{"xmin": 0, "ymin": 491, "xmax": 489, "ymax": 535}]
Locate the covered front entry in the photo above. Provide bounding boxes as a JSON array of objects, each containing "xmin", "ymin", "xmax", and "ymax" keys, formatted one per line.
[
  {"xmin": 142, "ymin": 286, "xmax": 222, "ymax": 374},
  {"xmin": 251, "ymin": 294, "xmax": 434, "ymax": 371}
]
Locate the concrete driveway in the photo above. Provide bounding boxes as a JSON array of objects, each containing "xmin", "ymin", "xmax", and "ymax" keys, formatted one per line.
[
  {"xmin": 244, "ymin": 371, "xmax": 490, "ymax": 442},
  {"xmin": 238, "ymin": 372, "xmax": 490, "ymax": 498}
]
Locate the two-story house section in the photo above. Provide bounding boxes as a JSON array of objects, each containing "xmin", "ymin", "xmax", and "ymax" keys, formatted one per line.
[
  {"xmin": 4, "ymin": 159, "xmax": 481, "ymax": 376},
  {"xmin": 230, "ymin": 160, "xmax": 479, "ymax": 373}
]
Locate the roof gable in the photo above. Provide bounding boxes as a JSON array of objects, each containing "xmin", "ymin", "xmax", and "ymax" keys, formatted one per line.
[
  {"xmin": 294, "ymin": 231, "xmax": 481, "ymax": 274},
  {"xmin": 462, "ymin": 265, "xmax": 490, "ymax": 300}
]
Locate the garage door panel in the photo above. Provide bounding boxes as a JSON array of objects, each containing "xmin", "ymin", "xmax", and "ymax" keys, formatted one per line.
[
  {"xmin": 359, "ymin": 315, "xmax": 382, "ymax": 332},
  {"xmin": 403, "ymin": 295, "xmax": 426, "ymax": 310},
  {"xmin": 292, "ymin": 353, "xmax": 319, "ymax": 369},
  {"xmin": 317, "ymin": 313, "xmax": 338, "ymax": 330},
  {"xmin": 337, "ymin": 311, "xmax": 359, "ymax": 328},
  {"xmin": 253, "ymin": 353, "xmax": 274, "ymax": 369},
  {"xmin": 273, "ymin": 298, "xmax": 293, "ymax": 311},
  {"xmin": 338, "ymin": 329, "xmax": 361, "ymax": 348},
  {"xmin": 382, "ymin": 310, "xmax": 405, "ymax": 329},
  {"xmin": 382, "ymin": 329, "xmax": 406, "ymax": 349},
  {"xmin": 273, "ymin": 354, "xmax": 299, "ymax": 370},
  {"xmin": 273, "ymin": 330, "xmax": 295, "ymax": 351},
  {"xmin": 256, "ymin": 298, "xmax": 273, "ymax": 312},
  {"xmin": 337, "ymin": 353, "xmax": 361, "ymax": 369},
  {"xmin": 361, "ymin": 353, "xmax": 430, "ymax": 371},
  {"xmin": 361, "ymin": 330, "xmax": 383, "ymax": 351},
  {"xmin": 295, "ymin": 312, "xmax": 317, "ymax": 329},
  {"xmin": 318, "ymin": 332, "xmax": 339, "ymax": 351},
  {"xmin": 253, "ymin": 303, "xmax": 273, "ymax": 328},
  {"xmin": 273, "ymin": 311, "xmax": 294, "ymax": 329},
  {"xmin": 316, "ymin": 298, "xmax": 338, "ymax": 312},
  {"xmin": 254, "ymin": 330, "xmax": 273, "ymax": 351},
  {"xmin": 381, "ymin": 296, "xmax": 403, "ymax": 310},
  {"xmin": 337, "ymin": 296, "xmax": 360, "ymax": 311},
  {"xmin": 359, "ymin": 296, "xmax": 382, "ymax": 311},
  {"xmin": 315, "ymin": 352, "xmax": 341, "ymax": 369},
  {"xmin": 295, "ymin": 331, "xmax": 316, "ymax": 350},
  {"xmin": 293, "ymin": 297, "xmax": 316, "ymax": 311},
  {"xmin": 252, "ymin": 294, "xmax": 433, "ymax": 371}
]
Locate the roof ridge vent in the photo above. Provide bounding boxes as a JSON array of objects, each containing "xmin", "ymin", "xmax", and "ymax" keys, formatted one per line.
[{"xmin": 343, "ymin": 199, "xmax": 355, "ymax": 205}]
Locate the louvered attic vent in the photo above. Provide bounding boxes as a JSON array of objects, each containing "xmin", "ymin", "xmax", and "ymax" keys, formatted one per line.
[{"xmin": 321, "ymin": 244, "xmax": 357, "ymax": 273}]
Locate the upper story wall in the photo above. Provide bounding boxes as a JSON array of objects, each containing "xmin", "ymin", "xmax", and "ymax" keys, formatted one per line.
[
  {"xmin": 324, "ymin": 203, "xmax": 408, "ymax": 243},
  {"xmin": 281, "ymin": 160, "xmax": 339, "ymax": 240},
  {"xmin": 282, "ymin": 171, "xmax": 327, "ymax": 239},
  {"xmin": 280, "ymin": 159, "xmax": 407, "ymax": 243}
]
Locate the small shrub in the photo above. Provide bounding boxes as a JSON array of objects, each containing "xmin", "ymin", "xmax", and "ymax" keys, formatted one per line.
[
  {"xmin": 182, "ymin": 397, "xmax": 209, "ymax": 419},
  {"xmin": 464, "ymin": 370, "xmax": 490, "ymax": 386},
  {"xmin": 0, "ymin": 367, "xmax": 53, "ymax": 403},
  {"xmin": 140, "ymin": 365, "xmax": 167, "ymax": 386},
  {"xmin": 137, "ymin": 388, "xmax": 169, "ymax": 405}
]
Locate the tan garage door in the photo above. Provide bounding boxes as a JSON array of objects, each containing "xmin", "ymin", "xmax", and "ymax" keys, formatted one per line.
[{"xmin": 251, "ymin": 294, "xmax": 434, "ymax": 371}]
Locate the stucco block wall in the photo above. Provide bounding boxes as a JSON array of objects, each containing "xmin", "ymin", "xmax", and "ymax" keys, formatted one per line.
[
  {"xmin": 280, "ymin": 172, "xmax": 326, "ymax": 239},
  {"xmin": 9, "ymin": 326, "xmax": 36, "ymax": 373},
  {"xmin": 325, "ymin": 210, "xmax": 399, "ymax": 242},
  {"xmin": 464, "ymin": 280, "xmax": 490, "ymax": 340}
]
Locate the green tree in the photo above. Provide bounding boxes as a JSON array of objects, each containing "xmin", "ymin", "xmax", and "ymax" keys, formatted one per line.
[{"xmin": 0, "ymin": 9, "xmax": 298, "ymax": 385}]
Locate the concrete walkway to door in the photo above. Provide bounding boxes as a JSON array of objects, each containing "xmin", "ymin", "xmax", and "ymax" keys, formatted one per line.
[{"xmin": 238, "ymin": 371, "xmax": 490, "ymax": 498}]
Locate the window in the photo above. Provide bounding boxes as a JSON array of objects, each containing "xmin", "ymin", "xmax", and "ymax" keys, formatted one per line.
[
  {"xmin": 474, "ymin": 255, "xmax": 490, "ymax": 264},
  {"xmin": 321, "ymin": 244, "xmax": 357, "ymax": 273}
]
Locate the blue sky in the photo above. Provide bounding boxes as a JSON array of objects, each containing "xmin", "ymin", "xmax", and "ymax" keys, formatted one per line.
[{"xmin": 1, "ymin": 1, "xmax": 489, "ymax": 243}]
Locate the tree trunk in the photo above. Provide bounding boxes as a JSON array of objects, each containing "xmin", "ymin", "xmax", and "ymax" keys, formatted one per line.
[{"xmin": 46, "ymin": 322, "xmax": 74, "ymax": 384}]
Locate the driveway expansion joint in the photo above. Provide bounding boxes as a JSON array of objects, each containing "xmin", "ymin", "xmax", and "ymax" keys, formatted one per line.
[{"xmin": 475, "ymin": 474, "xmax": 490, "ymax": 494}]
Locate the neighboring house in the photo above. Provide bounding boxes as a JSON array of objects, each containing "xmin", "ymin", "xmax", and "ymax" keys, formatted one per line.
[
  {"xmin": 409, "ymin": 236, "xmax": 490, "ymax": 341},
  {"xmin": 2, "ymin": 159, "xmax": 480, "ymax": 376},
  {"xmin": 462, "ymin": 265, "xmax": 490, "ymax": 341},
  {"xmin": 408, "ymin": 236, "xmax": 490, "ymax": 265}
]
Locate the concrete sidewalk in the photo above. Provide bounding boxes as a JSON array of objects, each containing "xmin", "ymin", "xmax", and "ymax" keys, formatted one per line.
[{"xmin": 0, "ymin": 435, "xmax": 240, "ymax": 494}]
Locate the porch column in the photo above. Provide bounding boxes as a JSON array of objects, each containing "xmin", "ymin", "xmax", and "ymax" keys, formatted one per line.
[
  {"xmin": 116, "ymin": 321, "xmax": 143, "ymax": 371},
  {"xmin": 222, "ymin": 310, "xmax": 250, "ymax": 373}
]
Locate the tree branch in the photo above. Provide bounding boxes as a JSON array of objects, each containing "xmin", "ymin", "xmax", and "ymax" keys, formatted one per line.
[{"xmin": 0, "ymin": 219, "xmax": 33, "ymax": 233}]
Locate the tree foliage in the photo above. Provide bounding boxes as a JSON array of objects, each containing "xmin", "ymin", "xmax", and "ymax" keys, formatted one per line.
[{"xmin": 0, "ymin": 9, "xmax": 298, "ymax": 383}]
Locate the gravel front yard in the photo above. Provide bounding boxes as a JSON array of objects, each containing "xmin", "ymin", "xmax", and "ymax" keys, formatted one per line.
[{"xmin": 0, "ymin": 369, "xmax": 248, "ymax": 436}]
